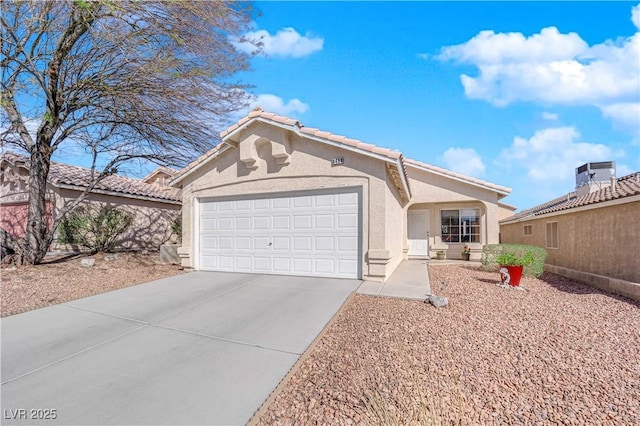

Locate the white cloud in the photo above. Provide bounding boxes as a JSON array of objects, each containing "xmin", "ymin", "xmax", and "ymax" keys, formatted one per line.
[
  {"xmin": 600, "ymin": 102, "xmax": 640, "ymax": 130},
  {"xmin": 231, "ymin": 93, "xmax": 309, "ymax": 120},
  {"xmin": 234, "ymin": 27, "xmax": 323, "ymax": 58},
  {"xmin": 251, "ymin": 94, "xmax": 309, "ymax": 115},
  {"xmin": 498, "ymin": 127, "xmax": 617, "ymax": 183},
  {"xmin": 440, "ymin": 147, "xmax": 485, "ymax": 177},
  {"xmin": 542, "ymin": 112, "xmax": 559, "ymax": 121},
  {"xmin": 437, "ymin": 5, "xmax": 640, "ymax": 131}
]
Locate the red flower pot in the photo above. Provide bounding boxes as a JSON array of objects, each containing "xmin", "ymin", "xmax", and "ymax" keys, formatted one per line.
[{"xmin": 499, "ymin": 265, "xmax": 523, "ymax": 286}]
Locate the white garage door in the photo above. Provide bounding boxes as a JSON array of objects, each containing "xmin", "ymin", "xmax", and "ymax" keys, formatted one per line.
[{"xmin": 198, "ymin": 189, "xmax": 360, "ymax": 279}]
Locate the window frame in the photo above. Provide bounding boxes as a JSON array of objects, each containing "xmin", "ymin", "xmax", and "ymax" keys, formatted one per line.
[
  {"xmin": 546, "ymin": 221, "xmax": 558, "ymax": 249},
  {"xmin": 440, "ymin": 208, "xmax": 481, "ymax": 243},
  {"xmin": 523, "ymin": 224, "xmax": 532, "ymax": 236}
]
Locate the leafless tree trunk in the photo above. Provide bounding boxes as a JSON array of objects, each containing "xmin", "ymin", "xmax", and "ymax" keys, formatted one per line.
[{"xmin": 1, "ymin": 0, "xmax": 258, "ymax": 264}]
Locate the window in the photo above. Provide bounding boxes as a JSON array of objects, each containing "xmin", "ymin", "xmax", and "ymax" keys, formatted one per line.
[
  {"xmin": 546, "ymin": 222, "xmax": 558, "ymax": 248},
  {"xmin": 441, "ymin": 209, "xmax": 480, "ymax": 243},
  {"xmin": 523, "ymin": 225, "xmax": 532, "ymax": 236}
]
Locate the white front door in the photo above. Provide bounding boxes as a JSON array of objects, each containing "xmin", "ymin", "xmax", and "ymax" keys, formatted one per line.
[
  {"xmin": 197, "ymin": 189, "xmax": 361, "ymax": 279},
  {"xmin": 407, "ymin": 210, "xmax": 429, "ymax": 256}
]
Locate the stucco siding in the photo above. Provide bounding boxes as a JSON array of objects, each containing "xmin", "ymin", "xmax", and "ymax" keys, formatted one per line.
[
  {"xmin": 179, "ymin": 123, "xmax": 393, "ymax": 279},
  {"xmin": 406, "ymin": 167, "xmax": 502, "ymax": 259},
  {"xmin": 500, "ymin": 201, "xmax": 639, "ymax": 283},
  {"xmin": 53, "ymin": 189, "xmax": 180, "ymax": 250}
]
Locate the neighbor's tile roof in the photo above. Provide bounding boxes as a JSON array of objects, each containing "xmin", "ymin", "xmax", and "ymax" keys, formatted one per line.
[
  {"xmin": 141, "ymin": 165, "xmax": 179, "ymax": 182},
  {"xmin": 1, "ymin": 152, "xmax": 181, "ymax": 203},
  {"xmin": 501, "ymin": 172, "xmax": 640, "ymax": 223},
  {"xmin": 172, "ymin": 107, "xmax": 510, "ymax": 196}
]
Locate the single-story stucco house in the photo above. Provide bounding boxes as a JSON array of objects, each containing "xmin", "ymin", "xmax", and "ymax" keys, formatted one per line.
[
  {"xmin": 500, "ymin": 164, "xmax": 640, "ymax": 299},
  {"xmin": 170, "ymin": 108, "xmax": 511, "ymax": 282},
  {"xmin": 0, "ymin": 152, "xmax": 181, "ymax": 251}
]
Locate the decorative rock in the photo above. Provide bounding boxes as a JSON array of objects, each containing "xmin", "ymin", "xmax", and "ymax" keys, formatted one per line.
[
  {"xmin": 80, "ymin": 258, "xmax": 95, "ymax": 267},
  {"xmin": 105, "ymin": 253, "xmax": 118, "ymax": 261},
  {"xmin": 427, "ymin": 295, "xmax": 448, "ymax": 308}
]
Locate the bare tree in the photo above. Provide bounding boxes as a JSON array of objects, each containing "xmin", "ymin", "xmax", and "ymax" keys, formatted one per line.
[{"xmin": 1, "ymin": 0, "xmax": 257, "ymax": 264}]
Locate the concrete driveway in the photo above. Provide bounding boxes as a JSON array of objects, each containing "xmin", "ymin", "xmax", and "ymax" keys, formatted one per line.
[{"xmin": 1, "ymin": 272, "xmax": 360, "ymax": 425}]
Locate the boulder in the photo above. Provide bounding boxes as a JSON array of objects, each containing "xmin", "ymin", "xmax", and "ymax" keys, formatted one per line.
[
  {"xmin": 428, "ymin": 295, "xmax": 448, "ymax": 308},
  {"xmin": 80, "ymin": 258, "xmax": 95, "ymax": 267}
]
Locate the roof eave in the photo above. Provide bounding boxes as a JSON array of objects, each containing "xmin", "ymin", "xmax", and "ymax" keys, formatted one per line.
[
  {"xmin": 169, "ymin": 144, "xmax": 233, "ymax": 187},
  {"xmin": 56, "ymin": 183, "xmax": 181, "ymax": 205},
  {"xmin": 406, "ymin": 162, "xmax": 511, "ymax": 197}
]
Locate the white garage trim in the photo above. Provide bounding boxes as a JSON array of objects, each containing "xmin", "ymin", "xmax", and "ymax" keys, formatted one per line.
[{"xmin": 194, "ymin": 187, "xmax": 363, "ymax": 279}]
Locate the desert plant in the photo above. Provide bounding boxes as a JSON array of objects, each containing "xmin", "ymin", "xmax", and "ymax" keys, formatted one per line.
[
  {"xmin": 170, "ymin": 214, "xmax": 182, "ymax": 242},
  {"xmin": 58, "ymin": 206, "xmax": 133, "ymax": 253},
  {"xmin": 482, "ymin": 244, "xmax": 547, "ymax": 277},
  {"xmin": 495, "ymin": 252, "xmax": 534, "ymax": 266}
]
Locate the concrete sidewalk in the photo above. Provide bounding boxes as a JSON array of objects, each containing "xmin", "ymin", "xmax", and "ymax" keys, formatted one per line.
[{"xmin": 357, "ymin": 260, "xmax": 431, "ymax": 300}]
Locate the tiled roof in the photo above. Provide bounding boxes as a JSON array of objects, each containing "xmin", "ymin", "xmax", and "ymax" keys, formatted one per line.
[
  {"xmin": 142, "ymin": 166, "xmax": 179, "ymax": 183},
  {"xmin": 1, "ymin": 152, "xmax": 181, "ymax": 203},
  {"xmin": 172, "ymin": 108, "xmax": 510, "ymax": 197},
  {"xmin": 501, "ymin": 172, "xmax": 640, "ymax": 223}
]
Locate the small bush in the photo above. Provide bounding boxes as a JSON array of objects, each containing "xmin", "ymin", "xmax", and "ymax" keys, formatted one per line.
[
  {"xmin": 58, "ymin": 206, "xmax": 133, "ymax": 253},
  {"xmin": 482, "ymin": 244, "xmax": 547, "ymax": 277}
]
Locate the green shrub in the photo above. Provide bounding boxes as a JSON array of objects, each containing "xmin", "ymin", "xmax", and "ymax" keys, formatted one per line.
[
  {"xmin": 58, "ymin": 206, "xmax": 133, "ymax": 253},
  {"xmin": 482, "ymin": 244, "xmax": 547, "ymax": 277}
]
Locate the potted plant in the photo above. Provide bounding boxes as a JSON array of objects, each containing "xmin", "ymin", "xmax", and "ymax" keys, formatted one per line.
[
  {"xmin": 435, "ymin": 250, "xmax": 445, "ymax": 260},
  {"xmin": 495, "ymin": 251, "xmax": 535, "ymax": 286},
  {"xmin": 461, "ymin": 245, "xmax": 471, "ymax": 261}
]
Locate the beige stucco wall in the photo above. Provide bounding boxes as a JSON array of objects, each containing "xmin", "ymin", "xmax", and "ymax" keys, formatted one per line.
[
  {"xmin": 1, "ymin": 162, "xmax": 180, "ymax": 251},
  {"xmin": 178, "ymin": 121, "xmax": 508, "ymax": 279},
  {"xmin": 179, "ymin": 122, "xmax": 396, "ymax": 280},
  {"xmin": 500, "ymin": 200, "xmax": 640, "ymax": 283},
  {"xmin": 53, "ymin": 189, "xmax": 181, "ymax": 250},
  {"xmin": 404, "ymin": 167, "xmax": 502, "ymax": 260}
]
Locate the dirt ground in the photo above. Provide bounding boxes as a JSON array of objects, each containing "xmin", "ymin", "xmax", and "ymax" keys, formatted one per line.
[{"xmin": 1, "ymin": 251, "xmax": 184, "ymax": 317}]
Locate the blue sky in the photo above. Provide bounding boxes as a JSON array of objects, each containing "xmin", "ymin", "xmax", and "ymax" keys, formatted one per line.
[
  {"xmin": 227, "ymin": 0, "xmax": 640, "ymax": 211},
  {"xmin": 36, "ymin": 1, "xmax": 639, "ymax": 211}
]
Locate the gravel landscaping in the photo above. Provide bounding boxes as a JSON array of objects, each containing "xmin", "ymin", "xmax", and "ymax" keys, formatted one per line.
[
  {"xmin": 1, "ymin": 252, "xmax": 184, "ymax": 317},
  {"xmin": 255, "ymin": 264, "xmax": 640, "ymax": 425}
]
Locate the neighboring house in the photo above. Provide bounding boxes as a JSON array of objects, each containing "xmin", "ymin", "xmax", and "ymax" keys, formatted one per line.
[
  {"xmin": 170, "ymin": 108, "xmax": 511, "ymax": 281},
  {"xmin": 0, "ymin": 152, "xmax": 181, "ymax": 251},
  {"xmin": 500, "ymin": 163, "xmax": 640, "ymax": 299}
]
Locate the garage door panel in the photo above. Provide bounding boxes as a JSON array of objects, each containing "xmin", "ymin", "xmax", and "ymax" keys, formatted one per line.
[
  {"xmin": 273, "ymin": 257, "xmax": 290, "ymax": 272},
  {"xmin": 315, "ymin": 236, "xmax": 334, "ymax": 251},
  {"xmin": 236, "ymin": 217, "xmax": 252, "ymax": 230},
  {"xmin": 315, "ymin": 259, "xmax": 335, "ymax": 274},
  {"xmin": 198, "ymin": 189, "xmax": 360, "ymax": 278},
  {"xmin": 315, "ymin": 214, "xmax": 334, "ymax": 228},
  {"xmin": 293, "ymin": 258, "xmax": 312, "ymax": 273},
  {"xmin": 338, "ymin": 259, "xmax": 357, "ymax": 275},
  {"xmin": 273, "ymin": 216, "xmax": 290, "ymax": 229},
  {"xmin": 235, "ymin": 256, "xmax": 252, "ymax": 270},
  {"xmin": 338, "ymin": 213, "xmax": 358, "ymax": 229},
  {"xmin": 338, "ymin": 192, "xmax": 358, "ymax": 205},
  {"xmin": 293, "ymin": 215, "xmax": 312, "ymax": 229},
  {"xmin": 272, "ymin": 237, "xmax": 290, "ymax": 250},
  {"xmin": 315, "ymin": 194, "xmax": 334, "ymax": 207},
  {"xmin": 201, "ymin": 255, "xmax": 218, "ymax": 269},
  {"xmin": 253, "ymin": 216, "xmax": 270, "ymax": 229},
  {"xmin": 338, "ymin": 236, "xmax": 358, "ymax": 251},
  {"xmin": 293, "ymin": 237, "xmax": 312, "ymax": 251},
  {"xmin": 235, "ymin": 237, "xmax": 252, "ymax": 250},
  {"xmin": 218, "ymin": 218, "xmax": 234, "ymax": 231},
  {"xmin": 219, "ymin": 237, "xmax": 234, "ymax": 250}
]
